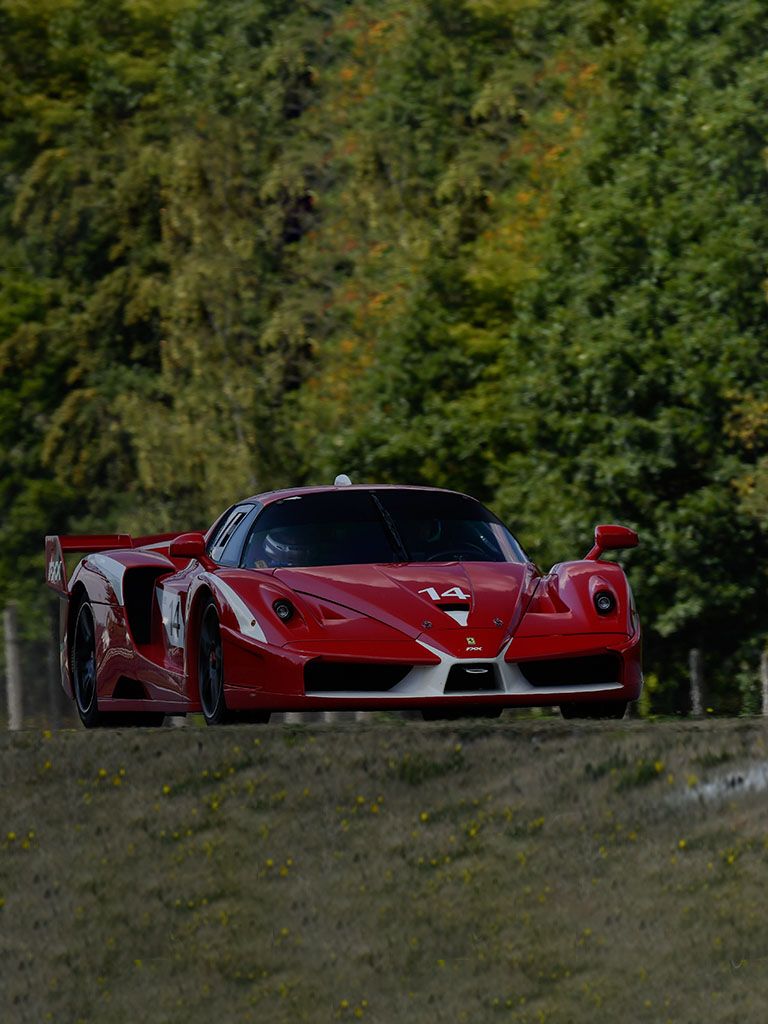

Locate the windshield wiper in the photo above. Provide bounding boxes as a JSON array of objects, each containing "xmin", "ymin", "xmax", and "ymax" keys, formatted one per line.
[{"xmin": 371, "ymin": 494, "xmax": 411, "ymax": 561}]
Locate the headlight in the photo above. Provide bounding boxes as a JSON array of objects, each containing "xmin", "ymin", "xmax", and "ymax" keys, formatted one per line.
[
  {"xmin": 273, "ymin": 598, "xmax": 295, "ymax": 622},
  {"xmin": 594, "ymin": 590, "xmax": 616, "ymax": 615}
]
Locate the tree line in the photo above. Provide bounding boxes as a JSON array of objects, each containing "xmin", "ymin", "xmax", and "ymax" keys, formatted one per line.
[{"xmin": 2, "ymin": 0, "xmax": 768, "ymax": 711}]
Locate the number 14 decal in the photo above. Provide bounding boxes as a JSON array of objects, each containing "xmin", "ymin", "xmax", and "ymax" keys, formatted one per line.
[{"xmin": 418, "ymin": 585, "xmax": 470, "ymax": 602}]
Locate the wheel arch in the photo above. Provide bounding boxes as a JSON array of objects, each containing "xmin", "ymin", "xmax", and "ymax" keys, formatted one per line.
[{"xmin": 185, "ymin": 584, "xmax": 216, "ymax": 699}]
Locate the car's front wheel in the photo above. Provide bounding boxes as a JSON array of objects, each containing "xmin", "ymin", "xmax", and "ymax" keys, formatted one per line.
[
  {"xmin": 560, "ymin": 700, "xmax": 627, "ymax": 720},
  {"xmin": 198, "ymin": 600, "xmax": 229, "ymax": 725}
]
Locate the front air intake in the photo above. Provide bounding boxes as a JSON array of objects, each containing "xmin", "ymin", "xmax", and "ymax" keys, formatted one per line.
[
  {"xmin": 305, "ymin": 661, "xmax": 412, "ymax": 692},
  {"xmin": 444, "ymin": 663, "xmax": 500, "ymax": 693},
  {"xmin": 519, "ymin": 654, "xmax": 621, "ymax": 687}
]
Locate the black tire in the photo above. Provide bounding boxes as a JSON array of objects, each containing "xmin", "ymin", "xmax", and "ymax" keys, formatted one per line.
[
  {"xmin": 560, "ymin": 700, "xmax": 627, "ymax": 720},
  {"xmin": 198, "ymin": 600, "xmax": 229, "ymax": 725},
  {"xmin": 72, "ymin": 599, "xmax": 166, "ymax": 728},
  {"xmin": 72, "ymin": 599, "xmax": 103, "ymax": 729}
]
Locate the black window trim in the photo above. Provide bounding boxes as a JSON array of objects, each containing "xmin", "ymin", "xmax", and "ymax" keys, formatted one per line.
[{"xmin": 209, "ymin": 502, "xmax": 263, "ymax": 566}]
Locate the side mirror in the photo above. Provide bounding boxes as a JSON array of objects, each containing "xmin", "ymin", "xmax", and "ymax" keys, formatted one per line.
[
  {"xmin": 169, "ymin": 532, "xmax": 207, "ymax": 560},
  {"xmin": 585, "ymin": 524, "xmax": 638, "ymax": 560}
]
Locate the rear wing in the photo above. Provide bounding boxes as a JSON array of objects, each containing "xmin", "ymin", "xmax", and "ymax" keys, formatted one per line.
[{"xmin": 44, "ymin": 532, "xmax": 180, "ymax": 595}]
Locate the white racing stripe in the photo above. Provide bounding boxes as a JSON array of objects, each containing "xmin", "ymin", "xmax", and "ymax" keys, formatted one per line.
[
  {"xmin": 443, "ymin": 609, "xmax": 469, "ymax": 627},
  {"xmin": 89, "ymin": 554, "xmax": 127, "ymax": 604},
  {"xmin": 211, "ymin": 577, "xmax": 267, "ymax": 643},
  {"xmin": 158, "ymin": 588, "xmax": 185, "ymax": 647}
]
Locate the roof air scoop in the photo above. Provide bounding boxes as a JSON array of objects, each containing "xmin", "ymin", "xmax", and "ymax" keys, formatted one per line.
[{"xmin": 334, "ymin": 474, "xmax": 352, "ymax": 486}]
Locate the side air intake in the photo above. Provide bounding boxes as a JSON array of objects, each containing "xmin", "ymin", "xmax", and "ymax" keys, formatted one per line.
[{"xmin": 112, "ymin": 677, "xmax": 149, "ymax": 700}]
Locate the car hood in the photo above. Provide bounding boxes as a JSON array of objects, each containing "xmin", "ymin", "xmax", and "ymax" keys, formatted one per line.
[{"xmin": 274, "ymin": 562, "xmax": 537, "ymax": 640}]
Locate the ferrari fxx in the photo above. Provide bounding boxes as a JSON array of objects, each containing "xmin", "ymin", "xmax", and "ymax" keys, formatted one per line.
[{"xmin": 45, "ymin": 482, "xmax": 641, "ymax": 726}]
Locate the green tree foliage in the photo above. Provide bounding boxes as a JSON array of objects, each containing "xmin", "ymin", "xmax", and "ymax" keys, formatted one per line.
[
  {"xmin": 2, "ymin": 0, "xmax": 768, "ymax": 707},
  {"xmin": 287, "ymin": 0, "xmax": 768, "ymax": 708}
]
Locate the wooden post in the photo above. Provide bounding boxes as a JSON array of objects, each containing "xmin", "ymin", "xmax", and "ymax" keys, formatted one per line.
[
  {"xmin": 3, "ymin": 604, "xmax": 23, "ymax": 731},
  {"xmin": 761, "ymin": 649, "xmax": 768, "ymax": 717},
  {"xmin": 689, "ymin": 647, "xmax": 705, "ymax": 717},
  {"xmin": 47, "ymin": 600, "xmax": 62, "ymax": 728}
]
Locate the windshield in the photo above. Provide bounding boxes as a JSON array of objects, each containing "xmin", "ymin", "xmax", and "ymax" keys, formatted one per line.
[{"xmin": 240, "ymin": 489, "xmax": 526, "ymax": 568}]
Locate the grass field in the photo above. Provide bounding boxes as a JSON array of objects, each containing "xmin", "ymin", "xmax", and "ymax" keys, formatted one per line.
[{"xmin": 2, "ymin": 714, "xmax": 768, "ymax": 1024}]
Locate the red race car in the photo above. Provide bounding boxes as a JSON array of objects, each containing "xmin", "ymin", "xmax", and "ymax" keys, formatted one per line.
[{"xmin": 45, "ymin": 481, "xmax": 641, "ymax": 727}]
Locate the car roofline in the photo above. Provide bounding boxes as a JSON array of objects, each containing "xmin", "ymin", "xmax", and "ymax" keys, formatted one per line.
[{"xmin": 244, "ymin": 484, "xmax": 477, "ymax": 507}]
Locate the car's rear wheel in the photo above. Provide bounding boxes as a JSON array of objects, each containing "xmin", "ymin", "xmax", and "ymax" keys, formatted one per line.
[
  {"xmin": 72, "ymin": 598, "xmax": 165, "ymax": 728},
  {"xmin": 198, "ymin": 600, "xmax": 229, "ymax": 725},
  {"xmin": 560, "ymin": 700, "xmax": 627, "ymax": 720},
  {"xmin": 73, "ymin": 599, "xmax": 103, "ymax": 729}
]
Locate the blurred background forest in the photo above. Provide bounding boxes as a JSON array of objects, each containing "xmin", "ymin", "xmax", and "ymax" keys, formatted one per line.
[{"xmin": 3, "ymin": 0, "xmax": 768, "ymax": 718}]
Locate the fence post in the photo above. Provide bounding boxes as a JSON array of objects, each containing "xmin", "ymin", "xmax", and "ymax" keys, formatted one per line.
[
  {"xmin": 689, "ymin": 647, "xmax": 705, "ymax": 717},
  {"xmin": 47, "ymin": 600, "xmax": 63, "ymax": 727},
  {"xmin": 761, "ymin": 649, "xmax": 768, "ymax": 717},
  {"xmin": 4, "ymin": 604, "xmax": 23, "ymax": 731}
]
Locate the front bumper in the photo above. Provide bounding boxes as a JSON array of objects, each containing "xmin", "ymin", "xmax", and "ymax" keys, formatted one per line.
[{"xmin": 221, "ymin": 626, "xmax": 642, "ymax": 712}]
